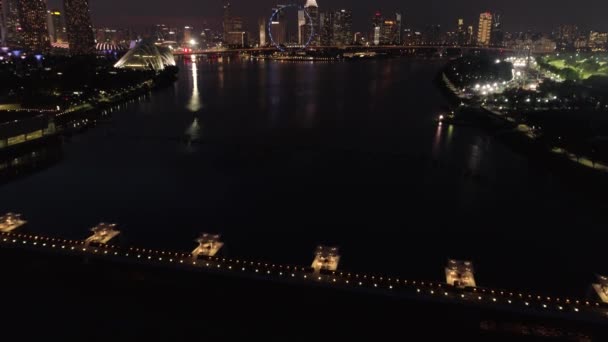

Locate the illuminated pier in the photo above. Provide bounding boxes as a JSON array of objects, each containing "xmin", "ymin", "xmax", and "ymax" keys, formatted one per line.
[
  {"xmin": 446, "ymin": 259, "xmax": 476, "ymax": 288},
  {"xmin": 312, "ymin": 246, "xmax": 340, "ymax": 272},
  {"xmin": 85, "ymin": 223, "xmax": 120, "ymax": 246},
  {"xmin": 192, "ymin": 233, "xmax": 224, "ymax": 258},
  {"xmin": 592, "ymin": 275, "xmax": 608, "ymax": 303},
  {"xmin": 0, "ymin": 213, "xmax": 27, "ymax": 233}
]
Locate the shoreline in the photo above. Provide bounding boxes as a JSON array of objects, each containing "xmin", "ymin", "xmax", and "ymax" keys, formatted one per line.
[{"xmin": 437, "ymin": 68, "xmax": 608, "ymax": 191}]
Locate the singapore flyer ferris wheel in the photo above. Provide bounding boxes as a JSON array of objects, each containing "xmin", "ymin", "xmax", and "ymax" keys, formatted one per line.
[{"xmin": 268, "ymin": 4, "xmax": 315, "ymax": 52}]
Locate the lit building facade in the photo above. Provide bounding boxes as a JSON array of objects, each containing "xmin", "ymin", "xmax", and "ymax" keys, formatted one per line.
[
  {"xmin": 588, "ymin": 31, "xmax": 608, "ymax": 51},
  {"xmin": 258, "ymin": 17, "xmax": 267, "ymax": 46},
  {"xmin": 303, "ymin": 0, "xmax": 319, "ymax": 46},
  {"xmin": 223, "ymin": 1, "xmax": 246, "ymax": 47},
  {"xmin": 457, "ymin": 19, "xmax": 466, "ymax": 46},
  {"xmin": 490, "ymin": 13, "xmax": 504, "ymax": 47},
  {"xmin": 556, "ymin": 25, "xmax": 578, "ymax": 51},
  {"xmin": 18, "ymin": 0, "xmax": 50, "ymax": 53},
  {"xmin": 270, "ymin": 6, "xmax": 286, "ymax": 45},
  {"xmin": 47, "ymin": 9, "xmax": 67, "ymax": 43},
  {"xmin": 477, "ymin": 12, "xmax": 492, "ymax": 47},
  {"xmin": 1, "ymin": 0, "xmax": 22, "ymax": 47},
  {"xmin": 332, "ymin": 9, "xmax": 352, "ymax": 46},
  {"xmin": 64, "ymin": 0, "xmax": 95, "ymax": 54},
  {"xmin": 371, "ymin": 11, "xmax": 382, "ymax": 45}
]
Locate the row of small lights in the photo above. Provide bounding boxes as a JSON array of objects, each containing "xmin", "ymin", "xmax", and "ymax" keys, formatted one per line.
[{"xmin": 0, "ymin": 230, "xmax": 604, "ymax": 314}]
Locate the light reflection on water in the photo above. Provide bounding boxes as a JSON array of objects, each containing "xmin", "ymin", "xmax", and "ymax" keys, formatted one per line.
[{"xmin": 187, "ymin": 56, "xmax": 202, "ymax": 113}]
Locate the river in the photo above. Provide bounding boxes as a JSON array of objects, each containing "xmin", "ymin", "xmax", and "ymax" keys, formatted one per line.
[{"xmin": 1, "ymin": 56, "xmax": 606, "ymax": 296}]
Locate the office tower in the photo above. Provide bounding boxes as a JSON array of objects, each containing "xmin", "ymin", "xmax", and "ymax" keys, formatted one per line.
[
  {"xmin": 477, "ymin": 12, "xmax": 492, "ymax": 47},
  {"xmin": 371, "ymin": 11, "xmax": 382, "ymax": 46},
  {"xmin": 467, "ymin": 25, "xmax": 474, "ymax": 45},
  {"xmin": 332, "ymin": 9, "xmax": 352, "ymax": 46},
  {"xmin": 556, "ymin": 25, "xmax": 578, "ymax": 51},
  {"xmin": 297, "ymin": 9, "xmax": 306, "ymax": 44},
  {"xmin": 1, "ymin": 0, "xmax": 22, "ymax": 47},
  {"xmin": 319, "ymin": 11, "xmax": 333, "ymax": 46},
  {"xmin": 303, "ymin": 0, "xmax": 319, "ymax": 46},
  {"xmin": 270, "ymin": 6, "xmax": 286, "ymax": 45},
  {"xmin": 222, "ymin": 1, "xmax": 245, "ymax": 47},
  {"xmin": 395, "ymin": 12, "xmax": 402, "ymax": 45},
  {"xmin": 18, "ymin": 0, "xmax": 50, "ymax": 52},
  {"xmin": 223, "ymin": 1, "xmax": 231, "ymax": 41},
  {"xmin": 47, "ymin": 9, "xmax": 67, "ymax": 43},
  {"xmin": 183, "ymin": 26, "xmax": 193, "ymax": 45},
  {"xmin": 64, "ymin": 0, "xmax": 96, "ymax": 54},
  {"xmin": 258, "ymin": 18, "xmax": 266, "ymax": 46},
  {"xmin": 490, "ymin": 13, "xmax": 504, "ymax": 47},
  {"xmin": 457, "ymin": 18, "xmax": 466, "ymax": 46}
]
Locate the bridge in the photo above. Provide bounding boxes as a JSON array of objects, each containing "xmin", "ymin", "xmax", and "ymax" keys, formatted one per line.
[
  {"xmin": 0, "ymin": 213, "xmax": 606, "ymax": 323},
  {"xmin": 172, "ymin": 45, "xmax": 515, "ymax": 56}
]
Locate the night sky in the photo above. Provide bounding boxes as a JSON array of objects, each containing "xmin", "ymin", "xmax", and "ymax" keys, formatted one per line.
[{"xmin": 47, "ymin": 0, "xmax": 608, "ymax": 33}]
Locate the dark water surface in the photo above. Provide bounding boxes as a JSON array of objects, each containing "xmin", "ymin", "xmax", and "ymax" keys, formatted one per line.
[{"xmin": 2, "ymin": 57, "xmax": 606, "ymax": 296}]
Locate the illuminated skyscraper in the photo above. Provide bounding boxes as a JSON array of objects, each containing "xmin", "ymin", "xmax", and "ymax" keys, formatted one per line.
[
  {"xmin": 297, "ymin": 9, "xmax": 305, "ymax": 45},
  {"xmin": 222, "ymin": 1, "xmax": 245, "ymax": 47},
  {"xmin": 47, "ymin": 9, "xmax": 67, "ymax": 43},
  {"xmin": 394, "ymin": 12, "xmax": 402, "ymax": 45},
  {"xmin": 18, "ymin": 0, "xmax": 50, "ymax": 52},
  {"xmin": 1, "ymin": 0, "xmax": 22, "ymax": 47},
  {"xmin": 371, "ymin": 11, "xmax": 382, "ymax": 46},
  {"xmin": 64, "ymin": 0, "xmax": 96, "ymax": 54},
  {"xmin": 222, "ymin": 1, "xmax": 232, "ymax": 42},
  {"xmin": 332, "ymin": 9, "xmax": 352, "ymax": 46},
  {"xmin": 490, "ymin": 13, "xmax": 504, "ymax": 47},
  {"xmin": 183, "ymin": 26, "xmax": 193, "ymax": 45},
  {"xmin": 467, "ymin": 25, "xmax": 474, "ymax": 45},
  {"xmin": 258, "ymin": 17, "xmax": 267, "ymax": 46},
  {"xmin": 0, "ymin": 0, "xmax": 4, "ymax": 45},
  {"xmin": 303, "ymin": 0, "xmax": 319, "ymax": 46},
  {"xmin": 477, "ymin": 12, "xmax": 492, "ymax": 47},
  {"xmin": 457, "ymin": 18, "xmax": 466, "ymax": 46},
  {"xmin": 270, "ymin": 6, "xmax": 287, "ymax": 45}
]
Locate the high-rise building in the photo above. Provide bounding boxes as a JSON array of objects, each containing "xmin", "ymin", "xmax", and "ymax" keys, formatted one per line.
[
  {"xmin": 303, "ymin": 0, "xmax": 319, "ymax": 46},
  {"xmin": 64, "ymin": 0, "xmax": 96, "ymax": 54},
  {"xmin": 1, "ymin": 0, "xmax": 22, "ymax": 47},
  {"xmin": 222, "ymin": 1, "xmax": 232, "ymax": 41},
  {"xmin": 183, "ymin": 26, "xmax": 193, "ymax": 45},
  {"xmin": 467, "ymin": 25, "xmax": 474, "ymax": 45},
  {"xmin": 371, "ymin": 12, "xmax": 382, "ymax": 45},
  {"xmin": 556, "ymin": 25, "xmax": 579, "ymax": 51},
  {"xmin": 424, "ymin": 24, "xmax": 442, "ymax": 45},
  {"xmin": 588, "ymin": 31, "xmax": 608, "ymax": 52},
  {"xmin": 47, "ymin": 9, "xmax": 67, "ymax": 43},
  {"xmin": 319, "ymin": 11, "xmax": 333, "ymax": 46},
  {"xmin": 457, "ymin": 18, "xmax": 466, "ymax": 46},
  {"xmin": 371, "ymin": 12, "xmax": 401, "ymax": 46},
  {"xmin": 258, "ymin": 18, "xmax": 266, "ymax": 47},
  {"xmin": 270, "ymin": 6, "xmax": 287, "ymax": 46},
  {"xmin": 477, "ymin": 12, "xmax": 492, "ymax": 47},
  {"xmin": 332, "ymin": 9, "xmax": 352, "ymax": 46},
  {"xmin": 394, "ymin": 12, "xmax": 402, "ymax": 45},
  {"xmin": 18, "ymin": 0, "xmax": 50, "ymax": 53},
  {"xmin": 222, "ymin": 1, "xmax": 246, "ymax": 47},
  {"xmin": 297, "ymin": 9, "xmax": 306, "ymax": 45},
  {"xmin": 490, "ymin": 13, "xmax": 504, "ymax": 47},
  {"xmin": 0, "ymin": 0, "xmax": 5, "ymax": 45}
]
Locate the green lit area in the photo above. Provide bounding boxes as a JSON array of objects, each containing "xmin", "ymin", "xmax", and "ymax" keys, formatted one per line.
[{"xmin": 538, "ymin": 53, "xmax": 608, "ymax": 80}]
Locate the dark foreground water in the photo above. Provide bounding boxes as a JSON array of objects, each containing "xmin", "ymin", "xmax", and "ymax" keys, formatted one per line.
[{"xmin": 1, "ymin": 57, "xmax": 606, "ymax": 296}]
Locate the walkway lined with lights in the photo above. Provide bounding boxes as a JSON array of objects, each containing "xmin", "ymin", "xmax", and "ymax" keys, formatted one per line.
[{"xmin": 0, "ymin": 229, "xmax": 606, "ymax": 322}]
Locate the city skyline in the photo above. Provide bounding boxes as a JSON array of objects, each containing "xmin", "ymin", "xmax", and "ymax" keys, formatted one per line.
[{"xmin": 46, "ymin": 0, "xmax": 608, "ymax": 33}]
